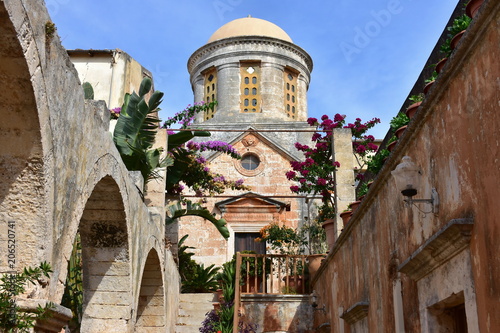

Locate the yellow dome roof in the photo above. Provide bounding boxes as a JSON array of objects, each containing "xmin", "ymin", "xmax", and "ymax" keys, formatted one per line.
[{"xmin": 207, "ymin": 17, "xmax": 292, "ymax": 43}]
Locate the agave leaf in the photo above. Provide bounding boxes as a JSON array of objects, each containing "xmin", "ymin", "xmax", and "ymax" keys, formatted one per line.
[{"xmin": 166, "ymin": 201, "xmax": 229, "ymax": 239}]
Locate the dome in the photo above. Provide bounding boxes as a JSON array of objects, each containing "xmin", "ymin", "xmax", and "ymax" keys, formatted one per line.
[{"xmin": 207, "ymin": 17, "xmax": 293, "ymax": 43}]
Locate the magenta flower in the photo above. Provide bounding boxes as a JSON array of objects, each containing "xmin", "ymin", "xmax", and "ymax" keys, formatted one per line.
[
  {"xmin": 317, "ymin": 178, "xmax": 327, "ymax": 186},
  {"xmin": 286, "ymin": 171, "xmax": 296, "ymax": 180}
]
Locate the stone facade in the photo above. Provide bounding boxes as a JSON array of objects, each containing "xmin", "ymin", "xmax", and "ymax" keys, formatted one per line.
[
  {"xmin": 311, "ymin": 1, "xmax": 500, "ymax": 332},
  {"xmin": 0, "ymin": 1, "xmax": 179, "ymax": 332}
]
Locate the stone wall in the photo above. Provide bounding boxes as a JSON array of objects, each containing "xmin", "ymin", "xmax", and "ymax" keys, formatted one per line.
[
  {"xmin": 311, "ymin": 1, "xmax": 500, "ymax": 332},
  {"xmin": 0, "ymin": 1, "xmax": 179, "ymax": 332}
]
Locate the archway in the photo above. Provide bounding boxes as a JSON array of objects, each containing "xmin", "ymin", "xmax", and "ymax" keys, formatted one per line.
[
  {"xmin": 0, "ymin": 1, "xmax": 45, "ymax": 272},
  {"xmin": 135, "ymin": 249, "xmax": 166, "ymax": 331},
  {"xmin": 79, "ymin": 176, "xmax": 131, "ymax": 332}
]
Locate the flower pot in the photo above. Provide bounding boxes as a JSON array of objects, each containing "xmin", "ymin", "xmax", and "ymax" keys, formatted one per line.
[
  {"xmin": 340, "ymin": 211, "xmax": 352, "ymax": 226},
  {"xmin": 395, "ymin": 125, "xmax": 407, "ymax": 139},
  {"xmin": 405, "ymin": 101, "xmax": 422, "ymax": 119},
  {"xmin": 321, "ymin": 218, "xmax": 336, "ymax": 250},
  {"xmin": 466, "ymin": 0, "xmax": 484, "ymax": 18},
  {"xmin": 451, "ymin": 30, "xmax": 466, "ymax": 50},
  {"xmin": 213, "ymin": 289, "xmax": 224, "ymax": 303},
  {"xmin": 436, "ymin": 58, "xmax": 448, "ymax": 74},
  {"xmin": 387, "ymin": 140, "xmax": 398, "ymax": 152},
  {"xmin": 307, "ymin": 254, "xmax": 325, "ymax": 281},
  {"xmin": 423, "ymin": 80, "xmax": 435, "ymax": 95},
  {"xmin": 349, "ymin": 200, "xmax": 361, "ymax": 212},
  {"xmin": 213, "ymin": 302, "xmax": 221, "ymax": 311}
]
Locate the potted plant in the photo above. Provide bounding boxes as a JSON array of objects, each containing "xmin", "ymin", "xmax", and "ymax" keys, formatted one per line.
[
  {"xmin": 340, "ymin": 208, "xmax": 353, "ymax": 226},
  {"xmin": 390, "ymin": 112, "xmax": 410, "ymax": 139},
  {"xmin": 386, "ymin": 135, "xmax": 398, "ymax": 152},
  {"xmin": 466, "ymin": 0, "xmax": 484, "ymax": 18},
  {"xmin": 405, "ymin": 94, "xmax": 424, "ymax": 119},
  {"xmin": 440, "ymin": 14, "xmax": 472, "ymax": 58},
  {"xmin": 423, "ymin": 71, "xmax": 438, "ymax": 95}
]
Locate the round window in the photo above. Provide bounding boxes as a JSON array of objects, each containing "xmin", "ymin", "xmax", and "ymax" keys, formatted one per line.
[{"xmin": 241, "ymin": 154, "xmax": 260, "ymax": 171}]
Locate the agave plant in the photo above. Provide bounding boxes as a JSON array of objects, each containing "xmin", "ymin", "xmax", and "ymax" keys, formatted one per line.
[{"xmin": 113, "ymin": 77, "xmax": 170, "ymax": 184}]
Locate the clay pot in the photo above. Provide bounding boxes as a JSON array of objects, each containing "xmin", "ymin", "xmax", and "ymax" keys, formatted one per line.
[
  {"xmin": 451, "ymin": 30, "xmax": 466, "ymax": 50},
  {"xmin": 340, "ymin": 211, "xmax": 352, "ymax": 226},
  {"xmin": 423, "ymin": 80, "xmax": 435, "ymax": 95},
  {"xmin": 307, "ymin": 254, "xmax": 326, "ymax": 281},
  {"xmin": 387, "ymin": 140, "xmax": 398, "ymax": 152},
  {"xmin": 466, "ymin": 0, "xmax": 484, "ymax": 18},
  {"xmin": 349, "ymin": 200, "xmax": 362, "ymax": 212},
  {"xmin": 321, "ymin": 219, "xmax": 336, "ymax": 250},
  {"xmin": 213, "ymin": 289, "xmax": 224, "ymax": 303},
  {"xmin": 395, "ymin": 125, "xmax": 407, "ymax": 139},
  {"xmin": 405, "ymin": 101, "xmax": 422, "ymax": 119},
  {"xmin": 436, "ymin": 58, "xmax": 448, "ymax": 74}
]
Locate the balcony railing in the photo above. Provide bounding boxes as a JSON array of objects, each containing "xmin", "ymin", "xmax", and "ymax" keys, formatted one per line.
[{"xmin": 232, "ymin": 252, "xmax": 321, "ymax": 331}]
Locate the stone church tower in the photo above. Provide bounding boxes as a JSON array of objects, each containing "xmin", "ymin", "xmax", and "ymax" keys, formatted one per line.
[{"xmin": 182, "ymin": 17, "xmax": 316, "ymax": 266}]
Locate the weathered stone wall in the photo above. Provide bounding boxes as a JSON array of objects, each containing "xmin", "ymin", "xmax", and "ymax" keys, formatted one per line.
[
  {"xmin": 312, "ymin": 1, "xmax": 500, "ymax": 332},
  {"xmin": 0, "ymin": 1, "xmax": 179, "ymax": 332}
]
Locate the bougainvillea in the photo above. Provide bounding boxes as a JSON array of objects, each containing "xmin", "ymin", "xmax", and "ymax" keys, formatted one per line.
[
  {"xmin": 162, "ymin": 101, "xmax": 250, "ymax": 197},
  {"xmin": 287, "ymin": 114, "xmax": 380, "ymax": 221}
]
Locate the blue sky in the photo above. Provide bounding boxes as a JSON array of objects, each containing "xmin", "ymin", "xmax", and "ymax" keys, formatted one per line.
[{"xmin": 46, "ymin": 0, "xmax": 459, "ymax": 138}]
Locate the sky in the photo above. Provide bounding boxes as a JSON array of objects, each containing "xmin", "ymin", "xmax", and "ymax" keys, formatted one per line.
[{"xmin": 46, "ymin": 0, "xmax": 459, "ymax": 139}]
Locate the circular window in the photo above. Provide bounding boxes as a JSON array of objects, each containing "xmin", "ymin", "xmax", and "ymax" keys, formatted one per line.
[
  {"xmin": 235, "ymin": 150, "xmax": 265, "ymax": 176},
  {"xmin": 241, "ymin": 154, "xmax": 260, "ymax": 171}
]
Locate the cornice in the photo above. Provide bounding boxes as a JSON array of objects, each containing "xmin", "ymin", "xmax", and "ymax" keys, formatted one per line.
[{"xmin": 187, "ymin": 36, "xmax": 313, "ymax": 75}]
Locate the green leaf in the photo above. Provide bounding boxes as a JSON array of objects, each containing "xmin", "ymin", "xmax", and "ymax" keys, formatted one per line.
[{"xmin": 166, "ymin": 202, "xmax": 230, "ymax": 239}]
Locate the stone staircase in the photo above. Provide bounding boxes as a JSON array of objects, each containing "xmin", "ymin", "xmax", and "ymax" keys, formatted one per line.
[{"xmin": 176, "ymin": 293, "xmax": 216, "ymax": 332}]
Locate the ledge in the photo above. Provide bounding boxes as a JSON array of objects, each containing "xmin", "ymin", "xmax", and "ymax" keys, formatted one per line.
[
  {"xmin": 340, "ymin": 301, "xmax": 369, "ymax": 324},
  {"xmin": 398, "ymin": 218, "xmax": 474, "ymax": 281},
  {"xmin": 241, "ymin": 294, "xmax": 310, "ymax": 303},
  {"xmin": 16, "ymin": 298, "xmax": 72, "ymax": 332}
]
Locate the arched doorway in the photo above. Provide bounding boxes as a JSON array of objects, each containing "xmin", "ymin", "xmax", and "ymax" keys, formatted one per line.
[
  {"xmin": 135, "ymin": 249, "xmax": 166, "ymax": 332},
  {"xmin": 79, "ymin": 176, "xmax": 131, "ymax": 332}
]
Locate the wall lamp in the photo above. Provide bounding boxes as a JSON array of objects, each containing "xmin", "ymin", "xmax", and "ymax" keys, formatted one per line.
[
  {"xmin": 310, "ymin": 290, "xmax": 327, "ymax": 313},
  {"xmin": 391, "ymin": 156, "xmax": 439, "ymax": 215}
]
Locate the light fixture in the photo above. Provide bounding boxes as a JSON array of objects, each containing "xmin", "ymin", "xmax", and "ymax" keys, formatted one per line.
[
  {"xmin": 391, "ymin": 156, "xmax": 439, "ymax": 215},
  {"xmin": 310, "ymin": 290, "xmax": 326, "ymax": 313}
]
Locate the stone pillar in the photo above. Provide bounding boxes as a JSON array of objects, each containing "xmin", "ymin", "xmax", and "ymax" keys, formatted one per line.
[
  {"xmin": 216, "ymin": 62, "xmax": 240, "ymax": 120},
  {"xmin": 332, "ymin": 128, "xmax": 356, "ymax": 238},
  {"xmin": 261, "ymin": 62, "xmax": 284, "ymax": 118},
  {"xmin": 297, "ymin": 75, "xmax": 309, "ymax": 121},
  {"xmin": 192, "ymin": 75, "xmax": 204, "ymax": 123}
]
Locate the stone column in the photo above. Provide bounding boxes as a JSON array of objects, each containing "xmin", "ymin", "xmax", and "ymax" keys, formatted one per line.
[
  {"xmin": 261, "ymin": 62, "xmax": 284, "ymax": 118},
  {"xmin": 192, "ymin": 75, "xmax": 204, "ymax": 123},
  {"xmin": 297, "ymin": 75, "xmax": 309, "ymax": 121},
  {"xmin": 216, "ymin": 62, "xmax": 240, "ymax": 121},
  {"xmin": 332, "ymin": 128, "xmax": 356, "ymax": 238}
]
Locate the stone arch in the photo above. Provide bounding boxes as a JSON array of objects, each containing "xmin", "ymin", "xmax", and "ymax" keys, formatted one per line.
[
  {"xmin": 135, "ymin": 248, "xmax": 166, "ymax": 332},
  {"xmin": 0, "ymin": 2, "xmax": 46, "ymax": 271},
  {"xmin": 79, "ymin": 175, "xmax": 132, "ymax": 332}
]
